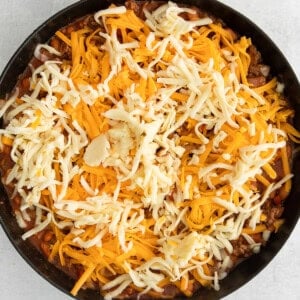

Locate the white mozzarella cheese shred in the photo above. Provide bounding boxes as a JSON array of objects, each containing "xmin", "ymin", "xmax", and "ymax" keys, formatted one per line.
[
  {"xmin": 94, "ymin": 6, "xmax": 127, "ymax": 23},
  {"xmin": 15, "ymin": 211, "xmax": 27, "ymax": 228},
  {"xmin": 21, "ymin": 212, "xmax": 52, "ymax": 240},
  {"xmin": 83, "ymin": 134, "xmax": 110, "ymax": 166},
  {"xmin": 34, "ymin": 44, "xmax": 61, "ymax": 62}
]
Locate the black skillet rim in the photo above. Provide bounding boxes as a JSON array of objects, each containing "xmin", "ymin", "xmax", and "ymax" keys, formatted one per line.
[{"xmin": 0, "ymin": 1, "xmax": 299, "ymax": 299}]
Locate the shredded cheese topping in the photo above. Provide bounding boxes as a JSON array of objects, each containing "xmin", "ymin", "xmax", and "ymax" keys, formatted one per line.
[{"xmin": 0, "ymin": 2, "xmax": 298, "ymax": 299}]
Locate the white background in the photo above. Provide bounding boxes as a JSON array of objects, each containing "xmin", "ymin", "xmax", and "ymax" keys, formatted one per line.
[{"xmin": 0, "ymin": 0, "xmax": 299, "ymax": 299}]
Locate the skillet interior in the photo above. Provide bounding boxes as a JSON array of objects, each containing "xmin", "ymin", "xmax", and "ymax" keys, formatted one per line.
[{"xmin": 0, "ymin": 0, "xmax": 299, "ymax": 299}]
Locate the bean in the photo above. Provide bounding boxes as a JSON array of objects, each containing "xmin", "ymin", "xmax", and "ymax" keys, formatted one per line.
[
  {"xmin": 21, "ymin": 77, "xmax": 30, "ymax": 90},
  {"xmin": 36, "ymin": 230, "xmax": 45, "ymax": 240},
  {"xmin": 13, "ymin": 195, "xmax": 21, "ymax": 207},
  {"xmin": 43, "ymin": 230, "xmax": 54, "ymax": 242},
  {"xmin": 50, "ymin": 38, "xmax": 60, "ymax": 51},
  {"xmin": 41, "ymin": 242, "xmax": 51, "ymax": 257},
  {"xmin": 186, "ymin": 11, "xmax": 200, "ymax": 21},
  {"xmin": 67, "ymin": 25, "xmax": 74, "ymax": 34}
]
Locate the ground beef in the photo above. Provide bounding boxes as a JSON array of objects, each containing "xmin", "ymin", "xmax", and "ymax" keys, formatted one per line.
[
  {"xmin": 162, "ymin": 284, "xmax": 181, "ymax": 298},
  {"xmin": 125, "ymin": 0, "xmax": 142, "ymax": 15},
  {"xmin": 83, "ymin": 15, "xmax": 100, "ymax": 30},
  {"xmin": 248, "ymin": 45, "xmax": 263, "ymax": 75},
  {"xmin": 247, "ymin": 76, "xmax": 266, "ymax": 87},
  {"xmin": 247, "ymin": 44, "xmax": 270, "ymax": 87},
  {"xmin": 50, "ymin": 38, "xmax": 72, "ymax": 60},
  {"xmin": 266, "ymin": 206, "xmax": 284, "ymax": 228},
  {"xmin": 125, "ymin": 0, "xmax": 163, "ymax": 19},
  {"xmin": 231, "ymin": 236, "xmax": 254, "ymax": 259}
]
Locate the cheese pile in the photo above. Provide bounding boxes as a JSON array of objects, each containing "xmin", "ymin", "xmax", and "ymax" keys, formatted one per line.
[{"xmin": 0, "ymin": 2, "xmax": 296, "ymax": 299}]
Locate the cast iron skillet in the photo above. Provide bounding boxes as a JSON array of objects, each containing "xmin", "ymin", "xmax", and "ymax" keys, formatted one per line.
[{"xmin": 0, "ymin": 0, "xmax": 299, "ymax": 299}]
